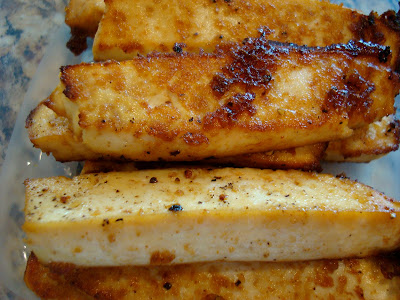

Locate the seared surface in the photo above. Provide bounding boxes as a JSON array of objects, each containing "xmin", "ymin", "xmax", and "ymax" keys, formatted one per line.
[
  {"xmin": 24, "ymin": 168, "xmax": 400, "ymax": 266},
  {"xmin": 26, "ymin": 39, "xmax": 399, "ymax": 162},
  {"xmin": 25, "ymin": 252, "xmax": 400, "ymax": 300},
  {"xmin": 65, "ymin": 0, "xmax": 105, "ymax": 55},
  {"xmin": 92, "ymin": 0, "xmax": 400, "ymax": 70}
]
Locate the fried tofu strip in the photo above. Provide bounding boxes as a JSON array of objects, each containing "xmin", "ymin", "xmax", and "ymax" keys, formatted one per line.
[
  {"xmin": 23, "ymin": 168, "xmax": 400, "ymax": 266},
  {"xmin": 26, "ymin": 39, "xmax": 399, "ymax": 162},
  {"xmin": 65, "ymin": 0, "xmax": 104, "ymax": 38},
  {"xmin": 92, "ymin": 0, "xmax": 400, "ymax": 70},
  {"xmin": 27, "ymin": 102, "xmax": 327, "ymax": 169},
  {"xmin": 29, "ymin": 102, "xmax": 398, "ymax": 171},
  {"xmin": 65, "ymin": 0, "xmax": 105, "ymax": 55},
  {"xmin": 325, "ymin": 115, "xmax": 400, "ymax": 162},
  {"xmin": 24, "ymin": 252, "xmax": 400, "ymax": 300}
]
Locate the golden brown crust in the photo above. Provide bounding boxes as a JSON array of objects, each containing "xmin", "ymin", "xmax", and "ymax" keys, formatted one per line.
[
  {"xmin": 92, "ymin": 0, "xmax": 400, "ymax": 70},
  {"xmin": 25, "ymin": 252, "xmax": 400, "ymax": 300},
  {"xmin": 24, "ymin": 253, "xmax": 92, "ymax": 300},
  {"xmin": 26, "ymin": 39, "xmax": 399, "ymax": 162},
  {"xmin": 65, "ymin": 0, "xmax": 105, "ymax": 55}
]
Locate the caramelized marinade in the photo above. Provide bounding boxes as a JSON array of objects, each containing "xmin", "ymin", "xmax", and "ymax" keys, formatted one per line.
[{"xmin": 27, "ymin": 38, "xmax": 399, "ymax": 162}]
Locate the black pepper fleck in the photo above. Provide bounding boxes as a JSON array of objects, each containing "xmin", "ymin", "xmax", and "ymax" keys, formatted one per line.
[
  {"xmin": 173, "ymin": 43, "xmax": 184, "ymax": 53},
  {"xmin": 235, "ymin": 280, "xmax": 241, "ymax": 286},
  {"xmin": 170, "ymin": 150, "xmax": 181, "ymax": 156},
  {"xmin": 149, "ymin": 177, "xmax": 158, "ymax": 183},
  {"xmin": 169, "ymin": 204, "xmax": 183, "ymax": 212},
  {"xmin": 163, "ymin": 282, "xmax": 172, "ymax": 290}
]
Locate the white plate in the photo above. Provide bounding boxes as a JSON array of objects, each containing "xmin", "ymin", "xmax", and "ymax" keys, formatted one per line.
[{"xmin": 0, "ymin": 1, "xmax": 399, "ymax": 298}]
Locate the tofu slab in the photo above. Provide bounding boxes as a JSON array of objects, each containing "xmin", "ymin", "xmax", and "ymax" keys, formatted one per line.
[
  {"xmin": 28, "ymin": 103, "xmax": 399, "ymax": 170},
  {"xmin": 65, "ymin": 0, "xmax": 105, "ymax": 55},
  {"xmin": 25, "ymin": 252, "xmax": 400, "ymax": 300},
  {"xmin": 26, "ymin": 39, "xmax": 399, "ymax": 162},
  {"xmin": 92, "ymin": 0, "xmax": 400, "ymax": 72},
  {"xmin": 24, "ymin": 168, "xmax": 400, "ymax": 266}
]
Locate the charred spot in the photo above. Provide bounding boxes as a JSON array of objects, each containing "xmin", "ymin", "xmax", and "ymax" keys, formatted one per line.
[
  {"xmin": 381, "ymin": 9, "xmax": 400, "ymax": 32},
  {"xmin": 168, "ymin": 204, "xmax": 183, "ymax": 212},
  {"xmin": 378, "ymin": 46, "xmax": 391, "ymax": 63},
  {"xmin": 211, "ymin": 73, "xmax": 232, "ymax": 96},
  {"xmin": 116, "ymin": 218, "xmax": 123, "ymax": 222},
  {"xmin": 211, "ymin": 37, "xmax": 277, "ymax": 97},
  {"xmin": 203, "ymin": 93, "xmax": 256, "ymax": 129},
  {"xmin": 323, "ymin": 70, "xmax": 374, "ymax": 119},
  {"xmin": 235, "ymin": 280, "xmax": 241, "ymax": 286},
  {"xmin": 149, "ymin": 177, "xmax": 158, "ymax": 183},
  {"xmin": 350, "ymin": 13, "xmax": 386, "ymax": 45}
]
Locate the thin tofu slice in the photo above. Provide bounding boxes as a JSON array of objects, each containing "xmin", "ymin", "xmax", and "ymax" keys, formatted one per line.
[
  {"xmin": 26, "ymin": 39, "xmax": 399, "ymax": 162},
  {"xmin": 24, "ymin": 168, "xmax": 400, "ymax": 266},
  {"xmin": 25, "ymin": 252, "xmax": 400, "ymax": 300}
]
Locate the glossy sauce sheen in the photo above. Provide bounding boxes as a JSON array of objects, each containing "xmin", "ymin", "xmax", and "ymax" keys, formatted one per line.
[{"xmin": 27, "ymin": 39, "xmax": 399, "ymax": 162}]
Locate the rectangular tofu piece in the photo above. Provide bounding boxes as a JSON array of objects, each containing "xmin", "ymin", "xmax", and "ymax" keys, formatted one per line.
[
  {"xmin": 24, "ymin": 252, "xmax": 400, "ymax": 300},
  {"xmin": 65, "ymin": 0, "xmax": 105, "ymax": 55},
  {"xmin": 65, "ymin": 0, "xmax": 105, "ymax": 38},
  {"xmin": 26, "ymin": 102, "xmax": 399, "ymax": 169},
  {"xmin": 325, "ymin": 115, "xmax": 400, "ymax": 162},
  {"xmin": 23, "ymin": 168, "xmax": 400, "ymax": 266},
  {"xmin": 92, "ymin": 0, "xmax": 400, "ymax": 71},
  {"xmin": 26, "ymin": 39, "xmax": 398, "ymax": 162}
]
